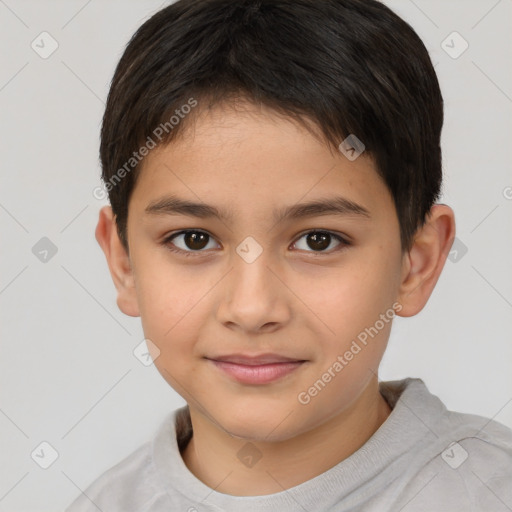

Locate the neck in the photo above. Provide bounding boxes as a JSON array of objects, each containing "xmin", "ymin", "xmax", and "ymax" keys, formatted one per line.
[{"xmin": 181, "ymin": 377, "xmax": 391, "ymax": 496}]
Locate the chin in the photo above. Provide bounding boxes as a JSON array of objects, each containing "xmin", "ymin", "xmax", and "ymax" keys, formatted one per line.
[{"xmin": 212, "ymin": 400, "xmax": 302, "ymax": 443}]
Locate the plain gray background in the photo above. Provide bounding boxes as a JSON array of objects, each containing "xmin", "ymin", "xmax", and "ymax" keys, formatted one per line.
[{"xmin": 1, "ymin": 0, "xmax": 511, "ymax": 510}]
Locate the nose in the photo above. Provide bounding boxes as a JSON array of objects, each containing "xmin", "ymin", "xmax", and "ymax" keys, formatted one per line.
[{"xmin": 215, "ymin": 244, "xmax": 292, "ymax": 334}]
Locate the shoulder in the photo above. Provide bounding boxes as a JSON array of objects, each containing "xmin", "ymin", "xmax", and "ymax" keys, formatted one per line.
[
  {"xmin": 65, "ymin": 441, "xmax": 169, "ymax": 512},
  {"xmin": 398, "ymin": 409, "xmax": 512, "ymax": 511},
  {"xmin": 444, "ymin": 413, "xmax": 512, "ymax": 507},
  {"xmin": 381, "ymin": 378, "xmax": 512, "ymax": 510}
]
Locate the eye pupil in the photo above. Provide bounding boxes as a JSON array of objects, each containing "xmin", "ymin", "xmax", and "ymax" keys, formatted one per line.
[
  {"xmin": 185, "ymin": 231, "xmax": 209, "ymax": 250},
  {"xmin": 307, "ymin": 232, "xmax": 331, "ymax": 251}
]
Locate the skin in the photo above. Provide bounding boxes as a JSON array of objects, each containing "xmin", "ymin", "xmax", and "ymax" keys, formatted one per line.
[{"xmin": 96, "ymin": 100, "xmax": 456, "ymax": 496}]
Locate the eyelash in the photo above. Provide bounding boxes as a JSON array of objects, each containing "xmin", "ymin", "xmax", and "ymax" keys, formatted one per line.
[{"xmin": 161, "ymin": 229, "xmax": 350, "ymax": 258}]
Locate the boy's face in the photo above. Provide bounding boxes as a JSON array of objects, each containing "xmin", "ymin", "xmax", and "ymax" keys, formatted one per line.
[{"xmin": 117, "ymin": 102, "xmax": 409, "ymax": 441}]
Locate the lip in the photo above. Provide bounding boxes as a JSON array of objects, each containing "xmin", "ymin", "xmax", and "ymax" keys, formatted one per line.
[
  {"xmin": 208, "ymin": 353, "xmax": 304, "ymax": 365},
  {"xmin": 207, "ymin": 354, "xmax": 306, "ymax": 385}
]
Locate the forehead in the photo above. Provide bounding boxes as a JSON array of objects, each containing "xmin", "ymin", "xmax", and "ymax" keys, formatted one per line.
[{"xmin": 130, "ymin": 102, "xmax": 394, "ymax": 224}]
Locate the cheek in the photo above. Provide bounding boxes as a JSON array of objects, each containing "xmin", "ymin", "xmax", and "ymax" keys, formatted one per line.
[
  {"xmin": 297, "ymin": 254, "xmax": 397, "ymax": 359},
  {"xmin": 297, "ymin": 262, "xmax": 380, "ymax": 331},
  {"xmin": 134, "ymin": 266, "xmax": 203, "ymax": 354}
]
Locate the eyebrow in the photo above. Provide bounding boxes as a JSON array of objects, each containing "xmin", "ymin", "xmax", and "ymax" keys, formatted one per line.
[{"xmin": 144, "ymin": 194, "xmax": 371, "ymax": 223}]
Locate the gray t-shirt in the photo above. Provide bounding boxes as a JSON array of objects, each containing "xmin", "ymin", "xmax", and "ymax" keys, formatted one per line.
[{"xmin": 66, "ymin": 378, "xmax": 512, "ymax": 511}]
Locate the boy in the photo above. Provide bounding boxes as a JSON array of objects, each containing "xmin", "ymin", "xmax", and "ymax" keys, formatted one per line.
[{"xmin": 67, "ymin": 0, "xmax": 512, "ymax": 510}]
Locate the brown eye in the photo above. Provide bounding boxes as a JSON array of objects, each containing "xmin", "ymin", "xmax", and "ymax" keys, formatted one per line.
[
  {"xmin": 162, "ymin": 229, "xmax": 349, "ymax": 258},
  {"xmin": 164, "ymin": 230, "xmax": 220, "ymax": 255},
  {"xmin": 293, "ymin": 230, "xmax": 348, "ymax": 253},
  {"xmin": 182, "ymin": 231, "xmax": 209, "ymax": 250},
  {"xmin": 307, "ymin": 232, "xmax": 331, "ymax": 251}
]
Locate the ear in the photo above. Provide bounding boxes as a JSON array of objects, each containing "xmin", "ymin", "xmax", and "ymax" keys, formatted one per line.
[
  {"xmin": 95, "ymin": 206, "xmax": 140, "ymax": 317},
  {"xmin": 396, "ymin": 204, "xmax": 456, "ymax": 317}
]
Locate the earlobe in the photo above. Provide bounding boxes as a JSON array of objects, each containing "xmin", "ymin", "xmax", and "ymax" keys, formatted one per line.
[
  {"xmin": 95, "ymin": 206, "xmax": 140, "ymax": 317},
  {"xmin": 396, "ymin": 204, "xmax": 456, "ymax": 317}
]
